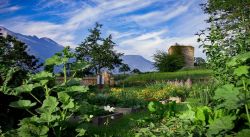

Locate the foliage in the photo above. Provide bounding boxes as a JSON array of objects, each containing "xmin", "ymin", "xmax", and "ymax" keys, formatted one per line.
[
  {"xmin": 0, "ymin": 35, "xmax": 41, "ymax": 87},
  {"xmin": 0, "ymin": 35, "xmax": 42, "ymax": 132},
  {"xmin": 194, "ymin": 57, "xmax": 206, "ymax": 67},
  {"xmin": 198, "ymin": 0, "xmax": 250, "ymax": 82},
  {"xmin": 153, "ymin": 50, "xmax": 185, "ymax": 72},
  {"xmin": 119, "ymin": 63, "xmax": 130, "ymax": 74},
  {"xmin": 131, "ymin": 68, "xmax": 141, "ymax": 74},
  {"xmin": 87, "ymin": 111, "xmax": 151, "ymax": 137},
  {"xmin": 1, "ymin": 47, "xmax": 91, "ymax": 137},
  {"xmin": 124, "ymin": 69, "xmax": 212, "ymax": 86},
  {"xmin": 188, "ymin": 80, "xmax": 218, "ymax": 106},
  {"xmin": 135, "ymin": 1, "xmax": 250, "ymax": 136},
  {"xmin": 142, "ymin": 81, "xmax": 191, "ymax": 101},
  {"xmin": 195, "ymin": 0, "xmax": 250, "ymax": 135},
  {"xmin": 87, "ymin": 87, "xmax": 146, "ymax": 108},
  {"xmin": 75, "ymin": 23, "xmax": 123, "ymax": 75},
  {"xmin": 87, "ymin": 81, "xmax": 192, "ymax": 108},
  {"xmin": 0, "ymin": 35, "xmax": 41, "ymax": 74}
]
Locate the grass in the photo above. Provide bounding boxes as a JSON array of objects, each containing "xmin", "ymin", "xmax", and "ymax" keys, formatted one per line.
[
  {"xmin": 86, "ymin": 111, "xmax": 150, "ymax": 137},
  {"xmin": 124, "ymin": 69, "xmax": 213, "ymax": 86}
]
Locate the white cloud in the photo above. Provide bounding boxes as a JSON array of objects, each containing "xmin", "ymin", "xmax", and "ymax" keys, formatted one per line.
[
  {"xmin": 0, "ymin": 5, "xmax": 21, "ymax": 13},
  {"xmin": 127, "ymin": 0, "xmax": 195, "ymax": 27},
  {"xmin": 0, "ymin": 0, "xmax": 158, "ymax": 47},
  {"xmin": 116, "ymin": 30, "xmax": 205, "ymax": 61},
  {"xmin": 129, "ymin": 5, "xmax": 189, "ymax": 26},
  {"xmin": 0, "ymin": 0, "xmax": 207, "ymax": 60}
]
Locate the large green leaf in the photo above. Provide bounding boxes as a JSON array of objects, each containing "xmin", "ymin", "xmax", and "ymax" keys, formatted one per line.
[
  {"xmin": 18, "ymin": 118, "xmax": 49, "ymax": 137},
  {"xmin": 10, "ymin": 100, "xmax": 37, "ymax": 109},
  {"xmin": 45, "ymin": 55, "xmax": 65, "ymax": 66},
  {"xmin": 214, "ymin": 84, "xmax": 240, "ymax": 109},
  {"xmin": 227, "ymin": 52, "xmax": 250, "ymax": 67},
  {"xmin": 38, "ymin": 113, "xmax": 60, "ymax": 123},
  {"xmin": 14, "ymin": 84, "xmax": 39, "ymax": 95},
  {"xmin": 63, "ymin": 99, "xmax": 74, "ymax": 109},
  {"xmin": 148, "ymin": 101, "xmax": 162, "ymax": 112},
  {"xmin": 70, "ymin": 61, "xmax": 90, "ymax": 72},
  {"xmin": 179, "ymin": 109, "xmax": 195, "ymax": 121},
  {"xmin": 234, "ymin": 66, "xmax": 249, "ymax": 77},
  {"xmin": 31, "ymin": 71, "xmax": 53, "ymax": 81},
  {"xmin": 76, "ymin": 128, "xmax": 86, "ymax": 137},
  {"xmin": 37, "ymin": 96, "xmax": 59, "ymax": 113},
  {"xmin": 207, "ymin": 116, "xmax": 236, "ymax": 136},
  {"xmin": 195, "ymin": 106, "xmax": 212, "ymax": 125},
  {"xmin": 65, "ymin": 85, "xmax": 88, "ymax": 93},
  {"xmin": 236, "ymin": 129, "xmax": 250, "ymax": 137},
  {"xmin": 58, "ymin": 92, "xmax": 75, "ymax": 109},
  {"xmin": 58, "ymin": 92, "xmax": 70, "ymax": 104}
]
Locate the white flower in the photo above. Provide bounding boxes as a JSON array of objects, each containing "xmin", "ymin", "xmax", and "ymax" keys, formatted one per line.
[
  {"xmin": 104, "ymin": 105, "xmax": 115, "ymax": 112},
  {"xmin": 110, "ymin": 116, "xmax": 114, "ymax": 119},
  {"xmin": 89, "ymin": 115, "xmax": 93, "ymax": 119}
]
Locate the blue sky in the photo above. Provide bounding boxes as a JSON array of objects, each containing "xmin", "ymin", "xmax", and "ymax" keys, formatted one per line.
[{"xmin": 0, "ymin": 0, "xmax": 208, "ymax": 60}]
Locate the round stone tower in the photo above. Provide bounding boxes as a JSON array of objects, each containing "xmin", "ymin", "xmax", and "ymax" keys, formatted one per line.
[{"xmin": 168, "ymin": 45, "xmax": 194, "ymax": 67}]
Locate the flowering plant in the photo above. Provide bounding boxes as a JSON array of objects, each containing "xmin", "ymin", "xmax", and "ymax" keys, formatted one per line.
[{"xmin": 104, "ymin": 105, "xmax": 115, "ymax": 112}]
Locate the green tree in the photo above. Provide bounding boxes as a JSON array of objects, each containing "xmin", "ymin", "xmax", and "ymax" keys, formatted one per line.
[
  {"xmin": 198, "ymin": 0, "xmax": 250, "ymax": 81},
  {"xmin": 131, "ymin": 68, "xmax": 141, "ymax": 74},
  {"xmin": 119, "ymin": 63, "xmax": 130, "ymax": 89},
  {"xmin": 0, "ymin": 35, "xmax": 41, "ymax": 84},
  {"xmin": 76, "ymin": 23, "xmax": 123, "ymax": 75},
  {"xmin": 119, "ymin": 63, "xmax": 131, "ymax": 75},
  {"xmin": 197, "ymin": 0, "xmax": 250, "ymax": 135},
  {"xmin": 0, "ymin": 35, "xmax": 41, "ymax": 132},
  {"xmin": 153, "ymin": 50, "xmax": 184, "ymax": 72},
  {"xmin": 194, "ymin": 57, "xmax": 206, "ymax": 67},
  {"xmin": 76, "ymin": 23, "xmax": 123, "ymax": 89}
]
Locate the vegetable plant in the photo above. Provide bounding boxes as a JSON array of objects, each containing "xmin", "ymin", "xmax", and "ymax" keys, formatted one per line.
[{"xmin": 1, "ymin": 47, "xmax": 91, "ymax": 137}]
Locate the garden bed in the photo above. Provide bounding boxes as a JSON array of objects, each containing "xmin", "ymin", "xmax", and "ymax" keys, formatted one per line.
[
  {"xmin": 115, "ymin": 107, "xmax": 142, "ymax": 115},
  {"xmin": 92, "ymin": 112, "xmax": 123, "ymax": 125}
]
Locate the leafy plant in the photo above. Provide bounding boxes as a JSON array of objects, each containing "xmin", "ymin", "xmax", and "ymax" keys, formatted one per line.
[
  {"xmin": 76, "ymin": 23, "xmax": 123, "ymax": 75},
  {"xmin": 1, "ymin": 47, "xmax": 91, "ymax": 137},
  {"xmin": 153, "ymin": 50, "xmax": 185, "ymax": 72}
]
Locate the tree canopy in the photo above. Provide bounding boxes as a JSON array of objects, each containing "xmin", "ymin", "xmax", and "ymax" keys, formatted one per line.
[
  {"xmin": 0, "ymin": 35, "xmax": 41, "ymax": 86},
  {"xmin": 153, "ymin": 50, "xmax": 184, "ymax": 72},
  {"xmin": 75, "ymin": 23, "xmax": 123, "ymax": 75},
  {"xmin": 119, "ymin": 63, "xmax": 131, "ymax": 74},
  {"xmin": 198, "ymin": 0, "xmax": 250, "ymax": 80}
]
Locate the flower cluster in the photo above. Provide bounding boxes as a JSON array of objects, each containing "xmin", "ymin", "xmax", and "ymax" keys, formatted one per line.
[
  {"xmin": 104, "ymin": 105, "xmax": 115, "ymax": 112},
  {"xmin": 166, "ymin": 79, "xmax": 192, "ymax": 88},
  {"xmin": 110, "ymin": 88, "xmax": 123, "ymax": 92}
]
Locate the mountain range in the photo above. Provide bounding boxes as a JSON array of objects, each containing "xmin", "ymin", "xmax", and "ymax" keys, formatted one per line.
[{"xmin": 0, "ymin": 26, "xmax": 155, "ymax": 72}]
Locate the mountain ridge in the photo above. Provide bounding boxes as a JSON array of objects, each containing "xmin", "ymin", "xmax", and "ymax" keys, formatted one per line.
[{"xmin": 0, "ymin": 26, "xmax": 155, "ymax": 72}]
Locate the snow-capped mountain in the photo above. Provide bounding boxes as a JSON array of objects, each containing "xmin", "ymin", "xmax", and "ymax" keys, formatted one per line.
[
  {"xmin": 0, "ymin": 26, "xmax": 64, "ymax": 62},
  {"xmin": 0, "ymin": 26, "xmax": 155, "ymax": 72}
]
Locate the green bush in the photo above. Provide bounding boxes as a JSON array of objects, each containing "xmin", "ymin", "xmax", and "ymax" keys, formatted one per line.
[{"xmin": 153, "ymin": 50, "xmax": 185, "ymax": 72}]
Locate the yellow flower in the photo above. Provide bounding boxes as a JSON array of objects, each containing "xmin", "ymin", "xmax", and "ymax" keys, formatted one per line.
[{"xmin": 110, "ymin": 88, "xmax": 122, "ymax": 92}]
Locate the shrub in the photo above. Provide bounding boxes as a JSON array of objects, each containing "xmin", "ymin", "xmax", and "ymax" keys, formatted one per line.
[{"xmin": 153, "ymin": 50, "xmax": 185, "ymax": 72}]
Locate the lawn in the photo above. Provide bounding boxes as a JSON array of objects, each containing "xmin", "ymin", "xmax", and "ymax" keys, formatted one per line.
[{"xmin": 123, "ymin": 69, "xmax": 213, "ymax": 86}]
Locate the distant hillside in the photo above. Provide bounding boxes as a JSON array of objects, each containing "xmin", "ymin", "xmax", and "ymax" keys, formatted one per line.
[
  {"xmin": 121, "ymin": 55, "xmax": 155, "ymax": 72},
  {"xmin": 0, "ymin": 26, "xmax": 155, "ymax": 72},
  {"xmin": 0, "ymin": 26, "xmax": 64, "ymax": 62}
]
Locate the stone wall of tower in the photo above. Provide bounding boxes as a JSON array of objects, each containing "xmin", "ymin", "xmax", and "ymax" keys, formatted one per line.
[{"xmin": 168, "ymin": 45, "xmax": 194, "ymax": 67}]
